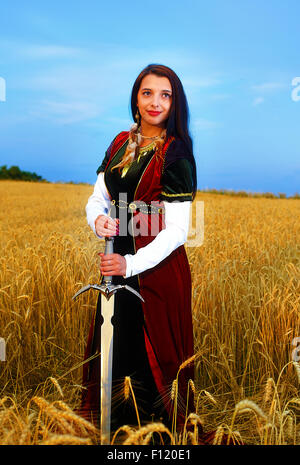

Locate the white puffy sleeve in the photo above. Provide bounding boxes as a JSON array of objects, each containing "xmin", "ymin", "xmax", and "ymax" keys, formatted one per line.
[
  {"xmin": 85, "ymin": 173, "xmax": 111, "ymax": 238},
  {"xmin": 123, "ymin": 201, "xmax": 191, "ymax": 278},
  {"xmin": 123, "ymin": 154, "xmax": 194, "ymax": 278}
]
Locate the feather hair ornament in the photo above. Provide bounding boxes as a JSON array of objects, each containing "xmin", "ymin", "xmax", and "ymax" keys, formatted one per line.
[{"xmin": 111, "ymin": 122, "xmax": 166, "ymax": 177}]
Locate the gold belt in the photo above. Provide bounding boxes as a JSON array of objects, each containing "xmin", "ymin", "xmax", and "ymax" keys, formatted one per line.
[{"xmin": 111, "ymin": 199, "xmax": 164, "ymax": 214}]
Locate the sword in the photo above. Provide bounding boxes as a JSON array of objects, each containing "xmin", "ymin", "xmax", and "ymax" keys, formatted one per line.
[{"xmin": 72, "ymin": 235, "xmax": 144, "ymax": 445}]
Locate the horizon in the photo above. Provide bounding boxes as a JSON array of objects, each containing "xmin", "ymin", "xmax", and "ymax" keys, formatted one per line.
[{"xmin": 0, "ymin": 169, "xmax": 298, "ymax": 199}]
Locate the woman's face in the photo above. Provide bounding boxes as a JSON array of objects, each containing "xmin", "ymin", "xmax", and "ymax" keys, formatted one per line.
[{"xmin": 136, "ymin": 74, "xmax": 173, "ymax": 130}]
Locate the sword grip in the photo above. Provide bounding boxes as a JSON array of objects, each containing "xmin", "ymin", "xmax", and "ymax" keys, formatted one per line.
[{"xmin": 102, "ymin": 236, "xmax": 114, "ymax": 285}]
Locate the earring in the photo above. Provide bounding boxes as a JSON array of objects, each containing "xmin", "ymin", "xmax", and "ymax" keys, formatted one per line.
[{"xmin": 135, "ymin": 109, "xmax": 140, "ymax": 126}]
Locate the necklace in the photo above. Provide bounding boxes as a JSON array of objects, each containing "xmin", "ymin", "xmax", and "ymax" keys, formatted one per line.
[
  {"xmin": 140, "ymin": 133, "xmax": 162, "ymax": 140},
  {"xmin": 120, "ymin": 141, "xmax": 155, "ymax": 178},
  {"xmin": 139, "ymin": 140, "xmax": 155, "ymax": 151},
  {"xmin": 136, "ymin": 141, "xmax": 155, "ymax": 162}
]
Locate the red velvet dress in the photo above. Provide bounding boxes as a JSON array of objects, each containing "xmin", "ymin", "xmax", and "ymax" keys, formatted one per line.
[{"xmin": 77, "ymin": 132, "xmax": 195, "ymax": 434}]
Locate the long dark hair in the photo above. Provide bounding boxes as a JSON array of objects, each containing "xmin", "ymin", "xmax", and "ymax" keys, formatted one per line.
[{"xmin": 130, "ymin": 64, "xmax": 197, "ymax": 200}]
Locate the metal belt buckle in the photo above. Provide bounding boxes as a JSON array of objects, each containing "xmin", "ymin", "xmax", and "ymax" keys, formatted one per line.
[{"xmin": 128, "ymin": 202, "xmax": 137, "ymax": 211}]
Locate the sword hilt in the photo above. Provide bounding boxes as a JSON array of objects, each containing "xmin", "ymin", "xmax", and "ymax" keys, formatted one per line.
[
  {"xmin": 101, "ymin": 236, "xmax": 114, "ymax": 285},
  {"xmin": 72, "ymin": 234, "xmax": 145, "ymax": 303}
]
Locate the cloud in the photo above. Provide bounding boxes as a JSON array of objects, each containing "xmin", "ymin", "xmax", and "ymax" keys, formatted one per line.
[
  {"xmin": 209, "ymin": 93, "xmax": 231, "ymax": 101},
  {"xmin": 3, "ymin": 39, "xmax": 220, "ymax": 102},
  {"xmin": 191, "ymin": 118, "xmax": 221, "ymax": 131},
  {"xmin": 252, "ymin": 96, "xmax": 264, "ymax": 106},
  {"xmin": 21, "ymin": 45, "xmax": 84, "ymax": 59},
  {"xmin": 183, "ymin": 76, "xmax": 221, "ymax": 88},
  {"xmin": 29, "ymin": 99, "xmax": 101, "ymax": 124},
  {"xmin": 251, "ymin": 82, "xmax": 286, "ymax": 93},
  {"xmin": 250, "ymin": 81, "xmax": 286, "ymax": 106},
  {"xmin": 0, "ymin": 39, "xmax": 84, "ymax": 60},
  {"xmin": 102, "ymin": 116, "xmax": 132, "ymax": 126},
  {"xmin": 17, "ymin": 63, "xmax": 131, "ymax": 104},
  {"xmin": 2, "ymin": 40, "xmax": 228, "ymax": 128}
]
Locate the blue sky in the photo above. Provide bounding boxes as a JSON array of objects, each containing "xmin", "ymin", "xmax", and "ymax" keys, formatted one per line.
[{"xmin": 0, "ymin": 0, "xmax": 299, "ymax": 196}]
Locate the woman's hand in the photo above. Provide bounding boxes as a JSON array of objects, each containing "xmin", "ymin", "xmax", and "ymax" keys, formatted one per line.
[
  {"xmin": 99, "ymin": 253, "xmax": 127, "ymax": 276},
  {"xmin": 95, "ymin": 214, "xmax": 119, "ymax": 237}
]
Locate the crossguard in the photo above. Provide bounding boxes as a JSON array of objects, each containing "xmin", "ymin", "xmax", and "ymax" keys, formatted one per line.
[{"xmin": 72, "ymin": 283, "xmax": 144, "ymax": 302}]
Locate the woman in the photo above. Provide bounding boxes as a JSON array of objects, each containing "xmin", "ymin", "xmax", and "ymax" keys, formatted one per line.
[{"xmin": 78, "ymin": 64, "xmax": 198, "ymax": 436}]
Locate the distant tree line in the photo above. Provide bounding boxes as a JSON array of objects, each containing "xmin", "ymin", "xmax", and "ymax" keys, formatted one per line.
[
  {"xmin": 0, "ymin": 165, "xmax": 44, "ymax": 181},
  {"xmin": 1, "ymin": 164, "xmax": 298, "ymax": 198},
  {"xmin": 199, "ymin": 188, "xmax": 300, "ymax": 199}
]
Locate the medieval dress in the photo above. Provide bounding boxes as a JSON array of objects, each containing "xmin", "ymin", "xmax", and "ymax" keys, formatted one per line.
[{"xmin": 78, "ymin": 131, "xmax": 195, "ymax": 434}]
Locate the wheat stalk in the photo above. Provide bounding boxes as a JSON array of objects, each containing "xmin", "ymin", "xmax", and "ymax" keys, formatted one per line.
[
  {"xmin": 188, "ymin": 379, "xmax": 196, "ymax": 395},
  {"xmin": 31, "ymin": 396, "xmax": 97, "ymax": 437},
  {"xmin": 121, "ymin": 376, "xmax": 140, "ymax": 429},
  {"xmin": 263, "ymin": 378, "xmax": 275, "ymax": 404},
  {"xmin": 48, "ymin": 377, "xmax": 64, "ymax": 398},
  {"xmin": 53, "ymin": 401, "xmax": 98, "ymax": 434},
  {"xmin": 178, "ymin": 354, "xmax": 197, "ymax": 373},
  {"xmin": 111, "ymin": 424, "xmax": 135, "ymax": 445},
  {"xmin": 170, "ymin": 379, "xmax": 177, "ymax": 401},
  {"xmin": 123, "ymin": 422, "xmax": 174, "ymax": 445},
  {"xmin": 234, "ymin": 399, "xmax": 268, "ymax": 420},
  {"xmin": 183, "ymin": 412, "xmax": 204, "ymax": 445},
  {"xmin": 212, "ymin": 425, "xmax": 224, "ymax": 445},
  {"xmin": 41, "ymin": 434, "xmax": 92, "ymax": 445},
  {"xmin": 202, "ymin": 389, "xmax": 218, "ymax": 405},
  {"xmin": 187, "ymin": 431, "xmax": 198, "ymax": 445},
  {"xmin": 124, "ymin": 376, "xmax": 130, "ymax": 400},
  {"xmin": 228, "ymin": 399, "xmax": 268, "ymax": 444}
]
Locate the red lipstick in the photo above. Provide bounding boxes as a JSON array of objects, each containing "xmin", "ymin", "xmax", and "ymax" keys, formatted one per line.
[{"xmin": 147, "ymin": 111, "xmax": 161, "ymax": 116}]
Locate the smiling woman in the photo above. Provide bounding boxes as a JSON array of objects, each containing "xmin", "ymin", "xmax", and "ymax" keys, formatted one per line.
[
  {"xmin": 137, "ymin": 74, "xmax": 173, "ymax": 134},
  {"xmin": 75, "ymin": 63, "xmax": 212, "ymax": 442}
]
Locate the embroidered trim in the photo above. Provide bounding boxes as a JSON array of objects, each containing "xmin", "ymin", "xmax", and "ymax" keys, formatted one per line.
[
  {"xmin": 161, "ymin": 191, "xmax": 193, "ymax": 197},
  {"xmin": 161, "ymin": 138, "xmax": 175, "ymax": 176}
]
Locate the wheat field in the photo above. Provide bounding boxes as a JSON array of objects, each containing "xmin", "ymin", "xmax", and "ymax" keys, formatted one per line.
[{"xmin": 0, "ymin": 180, "xmax": 299, "ymax": 445}]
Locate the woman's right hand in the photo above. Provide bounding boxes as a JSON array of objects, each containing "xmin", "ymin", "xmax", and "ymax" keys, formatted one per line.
[{"xmin": 95, "ymin": 215, "xmax": 119, "ymax": 237}]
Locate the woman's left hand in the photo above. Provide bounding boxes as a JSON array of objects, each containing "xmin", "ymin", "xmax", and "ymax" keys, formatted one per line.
[{"xmin": 99, "ymin": 253, "xmax": 127, "ymax": 276}]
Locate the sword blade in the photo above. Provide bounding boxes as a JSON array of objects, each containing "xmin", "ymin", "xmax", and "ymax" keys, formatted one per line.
[
  {"xmin": 72, "ymin": 236, "xmax": 145, "ymax": 443},
  {"xmin": 100, "ymin": 291, "xmax": 115, "ymax": 445}
]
